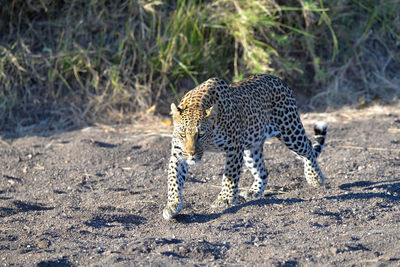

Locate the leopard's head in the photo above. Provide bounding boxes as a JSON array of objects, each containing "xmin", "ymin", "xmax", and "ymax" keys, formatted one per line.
[{"xmin": 170, "ymin": 102, "xmax": 214, "ymax": 165}]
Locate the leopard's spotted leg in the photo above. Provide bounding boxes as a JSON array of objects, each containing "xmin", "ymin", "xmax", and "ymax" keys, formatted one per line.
[
  {"xmin": 211, "ymin": 147, "xmax": 243, "ymax": 208},
  {"xmin": 301, "ymin": 155, "xmax": 325, "ymax": 186},
  {"xmin": 278, "ymin": 120, "xmax": 328, "ymax": 187},
  {"xmin": 285, "ymin": 140, "xmax": 325, "ymax": 186},
  {"xmin": 240, "ymin": 146, "xmax": 268, "ymax": 200},
  {"xmin": 163, "ymin": 151, "xmax": 188, "ymax": 220},
  {"xmin": 301, "ymin": 122, "xmax": 328, "ymax": 186}
]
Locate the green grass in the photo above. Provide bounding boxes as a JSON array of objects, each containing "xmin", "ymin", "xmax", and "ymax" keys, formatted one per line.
[{"xmin": 0, "ymin": 0, "xmax": 399, "ymax": 134}]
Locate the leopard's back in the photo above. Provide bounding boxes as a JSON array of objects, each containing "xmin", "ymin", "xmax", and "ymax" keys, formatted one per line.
[{"xmin": 210, "ymin": 74, "xmax": 300, "ymax": 148}]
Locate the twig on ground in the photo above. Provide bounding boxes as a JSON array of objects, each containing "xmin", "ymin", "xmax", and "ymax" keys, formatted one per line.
[{"xmin": 336, "ymin": 145, "xmax": 400, "ymax": 152}]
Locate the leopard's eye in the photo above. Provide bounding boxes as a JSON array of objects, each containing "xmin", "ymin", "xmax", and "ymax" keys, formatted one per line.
[
  {"xmin": 198, "ymin": 130, "xmax": 206, "ymax": 137},
  {"xmin": 179, "ymin": 133, "xmax": 186, "ymax": 139}
]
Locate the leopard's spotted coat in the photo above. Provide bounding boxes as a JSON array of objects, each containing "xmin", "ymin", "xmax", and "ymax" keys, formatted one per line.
[{"xmin": 163, "ymin": 74, "xmax": 328, "ymax": 220}]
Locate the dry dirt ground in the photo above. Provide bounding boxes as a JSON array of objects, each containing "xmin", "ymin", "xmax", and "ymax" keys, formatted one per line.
[{"xmin": 1, "ymin": 104, "xmax": 400, "ymax": 266}]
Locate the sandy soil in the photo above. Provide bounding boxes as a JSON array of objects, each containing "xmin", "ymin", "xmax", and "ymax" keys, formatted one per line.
[{"xmin": 1, "ymin": 104, "xmax": 400, "ymax": 266}]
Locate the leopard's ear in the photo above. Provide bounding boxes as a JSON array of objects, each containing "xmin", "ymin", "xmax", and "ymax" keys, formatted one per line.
[
  {"xmin": 205, "ymin": 105, "xmax": 214, "ymax": 118},
  {"xmin": 170, "ymin": 103, "xmax": 181, "ymax": 117}
]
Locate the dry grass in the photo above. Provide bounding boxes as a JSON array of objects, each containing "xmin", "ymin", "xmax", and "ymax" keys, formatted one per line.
[
  {"xmin": 0, "ymin": 0, "xmax": 399, "ymax": 136},
  {"xmin": 310, "ymin": 0, "xmax": 400, "ymax": 109}
]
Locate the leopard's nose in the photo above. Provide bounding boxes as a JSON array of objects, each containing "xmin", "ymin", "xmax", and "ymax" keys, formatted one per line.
[{"xmin": 188, "ymin": 151, "xmax": 195, "ymax": 156}]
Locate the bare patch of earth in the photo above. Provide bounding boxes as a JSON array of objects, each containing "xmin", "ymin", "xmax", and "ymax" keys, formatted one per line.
[{"xmin": 1, "ymin": 104, "xmax": 400, "ymax": 266}]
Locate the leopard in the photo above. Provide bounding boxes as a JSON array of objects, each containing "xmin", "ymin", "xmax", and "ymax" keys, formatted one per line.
[{"xmin": 163, "ymin": 74, "xmax": 328, "ymax": 220}]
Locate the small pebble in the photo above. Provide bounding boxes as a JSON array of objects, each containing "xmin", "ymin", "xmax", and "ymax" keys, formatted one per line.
[{"xmin": 36, "ymin": 238, "xmax": 51, "ymax": 249}]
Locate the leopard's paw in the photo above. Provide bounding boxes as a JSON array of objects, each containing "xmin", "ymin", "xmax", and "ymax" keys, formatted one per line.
[
  {"xmin": 211, "ymin": 197, "xmax": 237, "ymax": 209},
  {"xmin": 162, "ymin": 201, "xmax": 183, "ymax": 220},
  {"xmin": 239, "ymin": 189, "xmax": 262, "ymax": 200}
]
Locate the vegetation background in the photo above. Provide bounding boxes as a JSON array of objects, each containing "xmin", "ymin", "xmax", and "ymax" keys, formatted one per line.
[{"xmin": 1, "ymin": 0, "xmax": 399, "ymax": 135}]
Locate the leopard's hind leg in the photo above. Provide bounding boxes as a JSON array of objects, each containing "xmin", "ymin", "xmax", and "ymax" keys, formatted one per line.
[{"xmin": 275, "ymin": 112, "xmax": 328, "ymax": 186}]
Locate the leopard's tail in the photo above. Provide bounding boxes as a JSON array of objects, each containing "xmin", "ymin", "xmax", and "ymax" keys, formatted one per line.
[{"xmin": 312, "ymin": 121, "xmax": 328, "ymax": 158}]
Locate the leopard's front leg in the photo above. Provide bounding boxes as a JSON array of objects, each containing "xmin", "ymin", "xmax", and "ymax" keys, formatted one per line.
[
  {"xmin": 163, "ymin": 150, "xmax": 188, "ymax": 220},
  {"xmin": 211, "ymin": 147, "xmax": 243, "ymax": 208}
]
